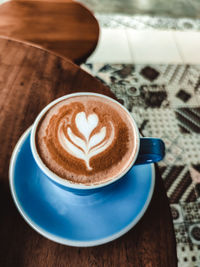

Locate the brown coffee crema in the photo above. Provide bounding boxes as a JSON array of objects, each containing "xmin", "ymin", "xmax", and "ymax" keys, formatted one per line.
[{"xmin": 36, "ymin": 95, "xmax": 137, "ymax": 185}]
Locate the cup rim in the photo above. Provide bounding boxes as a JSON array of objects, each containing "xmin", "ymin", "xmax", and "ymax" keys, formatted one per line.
[{"xmin": 30, "ymin": 92, "xmax": 140, "ymax": 190}]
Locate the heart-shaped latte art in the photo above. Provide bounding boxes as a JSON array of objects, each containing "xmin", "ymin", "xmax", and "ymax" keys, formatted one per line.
[
  {"xmin": 58, "ymin": 112, "xmax": 114, "ymax": 170},
  {"xmin": 75, "ymin": 112, "xmax": 98, "ymax": 141}
]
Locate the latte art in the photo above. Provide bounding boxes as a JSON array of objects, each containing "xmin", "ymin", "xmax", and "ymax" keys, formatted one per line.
[
  {"xmin": 58, "ymin": 112, "xmax": 115, "ymax": 170},
  {"xmin": 36, "ymin": 95, "xmax": 137, "ymax": 185}
]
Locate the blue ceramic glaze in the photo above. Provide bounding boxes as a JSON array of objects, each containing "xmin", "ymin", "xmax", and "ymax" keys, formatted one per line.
[
  {"xmin": 9, "ymin": 128, "xmax": 155, "ymax": 246},
  {"xmin": 136, "ymin": 137, "xmax": 165, "ymax": 165}
]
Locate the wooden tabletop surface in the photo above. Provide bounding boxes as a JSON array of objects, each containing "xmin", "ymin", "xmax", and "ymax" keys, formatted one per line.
[
  {"xmin": 0, "ymin": 37, "xmax": 177, "ymax": 267},
  {"xmin": 0, "ymin": 0, "xmax": 99, "ymax": 64}
]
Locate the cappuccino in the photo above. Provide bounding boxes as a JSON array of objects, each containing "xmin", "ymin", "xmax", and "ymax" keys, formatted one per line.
[{"xmin": 36, "ymin": 94, "xmax": 138, "ymax": 185}]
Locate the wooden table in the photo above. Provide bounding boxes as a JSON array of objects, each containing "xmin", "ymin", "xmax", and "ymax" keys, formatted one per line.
[
  {"xmin": 0, "ymin": 0, "xmax": 99, "ymax": 64},
  {"xmin": 0, "ymin": 37, "xmax": 177, "ymax": 267}
]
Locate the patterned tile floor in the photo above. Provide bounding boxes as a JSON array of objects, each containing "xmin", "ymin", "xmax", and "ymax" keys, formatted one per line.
[
  {"xmin": 78, "ymin": 0, "xmax": 200, "ymax": 19},
  {"xmin": 95, "ymin": 14, "xmax": 200, "ymax": 31},
  {"xmin": 81, "ymin": 63, "xmax": 200, "ymax": 267},
  {"xmin": 77, "ymin": 0, "xmax": 200, "ymax": 33}
]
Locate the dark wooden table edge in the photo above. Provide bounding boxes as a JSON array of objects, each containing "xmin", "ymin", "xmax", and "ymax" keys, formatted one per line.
[{"xmin": 155, "ymin": 164, "xmax": 178, "ymax": 266}]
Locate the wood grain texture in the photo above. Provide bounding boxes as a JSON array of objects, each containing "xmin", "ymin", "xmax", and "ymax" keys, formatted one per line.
[
  {"xmin": 0, "ymin": 37, "xmax": 177, "ymax": 267},
  {"xmin": 0, "ymin": 1, "xmax": 99, "ymax": 64}
]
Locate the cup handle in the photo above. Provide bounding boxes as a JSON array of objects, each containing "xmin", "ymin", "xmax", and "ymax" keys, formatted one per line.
[{"xmin": 135, "ymin": 138, "xmax": 165, "ymax": 165}]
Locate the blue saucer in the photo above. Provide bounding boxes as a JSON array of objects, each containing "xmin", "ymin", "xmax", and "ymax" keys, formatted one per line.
[{"xmin": 9, "ymin": 128, "xmax": 155, "ymax": 247}]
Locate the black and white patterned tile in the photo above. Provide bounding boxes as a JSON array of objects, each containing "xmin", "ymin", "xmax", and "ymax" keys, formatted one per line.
[
  {"xmin": 177, "ymin": 243, "xmax": 200, "ymax": 266},
  {"xmin": 172, "ymin": 202, "xmax": 200, "ymax": 266},
  {"xmin": 95, "ymin": 14, "xmax": 200, "ymax": 31},
  {"xmin": 82, "ymin": 64, "xmax": 200, "ymax": 109},
  {"xmin": 178, "ymin": 135, "xmax": 200, "ymax": 165},
  {"xmin": 81, "ymin": 62, "xmax": 200, "ymax": 267}
]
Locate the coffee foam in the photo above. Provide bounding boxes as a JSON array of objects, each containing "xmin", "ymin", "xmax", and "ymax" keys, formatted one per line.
[
  {"xmin": 58, "ymin": 111, "xmax": 115, "ymax": 171},
  {"xmin": 36, "ymin": 95, "xmax": 137, "ymax": 185}
]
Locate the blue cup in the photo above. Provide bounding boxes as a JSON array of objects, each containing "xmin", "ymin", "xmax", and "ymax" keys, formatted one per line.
[{"xmin": 30, "ymin": 93, "xmax": 165, "ymax": 194}]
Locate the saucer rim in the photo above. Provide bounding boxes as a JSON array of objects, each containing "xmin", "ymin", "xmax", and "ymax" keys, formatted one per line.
[{"xmin": 9, "ymin": 127, "xmax": 155, "ymax": 247}]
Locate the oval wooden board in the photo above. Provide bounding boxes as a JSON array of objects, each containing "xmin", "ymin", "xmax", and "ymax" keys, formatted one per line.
[{"xmin": 0, "ymin": 1, "xmax": 99, "ymax": 64}]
